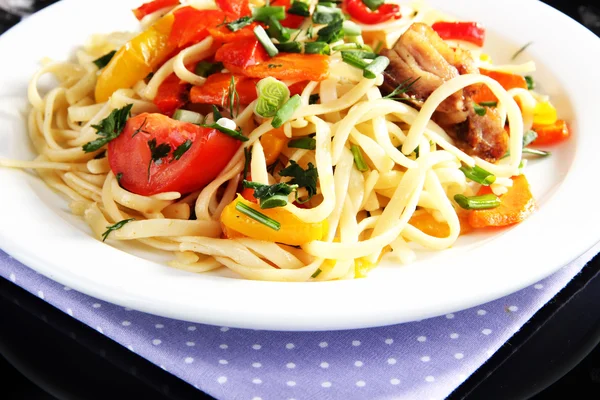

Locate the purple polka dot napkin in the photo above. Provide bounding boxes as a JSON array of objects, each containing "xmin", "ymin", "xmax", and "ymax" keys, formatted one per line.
[{"xmin": 1, "ymin": 244, "xmax": 598, "ymax": 400}]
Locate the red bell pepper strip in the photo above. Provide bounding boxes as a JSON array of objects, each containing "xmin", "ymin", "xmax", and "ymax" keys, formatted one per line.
[
  {"xmin": 190, "ymin": 73, "xmax": 259, "ymax": 106},
  {"xmin": 215, "ymin": 37, "xmax": 270, "ymax": 69},
  {"xmin": 431, "ymin": 21, "xmax": 486, "ymax": 47},
  {"xmin": 132, "ymin": 0, "xmax": 180, "ymax": 21},
  {"xmin": 344, "ymin": 0, "xmax": 402, "ymax": 25},
  {"xmin": 532, "ymin": 120, "xmax": 571, "ymax": 145},
  {"xmin": 216, "ymin": 0, "xmax": 251, "ymax": 19},
  {"xmin": 169, "ymin": 7, "xmax": 226, "ymax": 49},
  {"xmin": 277, "ymin": 0, "xmax": 306, "ymax": 29},
  {"xmin": 153, "ymin": 73, "xmax": 190, "ymax": 115}
]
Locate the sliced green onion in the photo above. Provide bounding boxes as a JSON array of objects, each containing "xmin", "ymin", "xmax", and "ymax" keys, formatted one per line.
[
  {"xmin": 522, "ymin": 148, "xmax": 551, "ymax": 157},
  {"xmin": 479, "ymin": 101, "xmax": 498, "ymax": 107},
  {"xmin": 252, "ymin": 6, "xmax": 286, "ymax": 22},
  {"xmin": 316, "ymin": 18, "xmax": 344, "ymax": 43},
  {"xmin": 172, "ymin": 109, "xmax": 204, "ymax": 124},
  {"xmin": 305, "ymin": 42, "xmax": 331, "ymax": 55},
  {"xmin": 363, "ymin": 55, "xmax": 389, "ymax": 79},
  {"xmin": 93, "ymin": 51, "xmax": 116, "ymax": 69},
  {"xmin": 454, "ymin": 194, "xmax": 501, "ymax": 210},
  {"xmin": 343, "ymin": 20, "xmax": 362, "ymax": 36},
  {"xmin": 236, "ymin": 201, "xmax": 281, "ymax": 230},
  {"xmin": 473, "ymin": 103, "xmax": 487, "ymax": 116},
  {"xmin": 332, "ymin": 43, "xmax": 373, "ymax": 52},
  {"xmin": 351, "ymin": 145, "xmax": 369, "ymax": 172},
  {"xmin": 459, "ymin": 164, "xmax": 496, "ymax": 186},
  {"xmin": 288, "ymin": 137, "xmax": 316, "ymax": 150},
  {"xmin": 267, "ymin": 16, "xmax": 291, "ymax": 42},
  {"xmin": 525, "ymin": 75, "xmax": 535, "ymax": 90},
  {"xmin": 313, "ymin": 5, "xmax": 343, "ymax": 24},
  {"xmin": 272, "ymin": 94, "xmax": 302, "ymax": 128},
  {"xmin": 341, "ymin": 51, "xmax": 368, "ymax": 70},
  {"xmin": 195, "ymin": 61, "xmax": 223, "ymax": 78},
  {"xmin": 275, "ymin": 41, "xmax": 302, "ymax": 53},
  {"xmin": 309, "ymin": 93, "xmax": 320, "ymax": 104},
  {"xmin": 227, "ymin": 16, "xmax": 254, "ymax": 32},
  {"xmin": 255, "ymin": 77, "xmax": 290, "ymax": 118},
  {"xmin": 342, "ymin": 50, "xmax": 377, "ymax": 59},
  {"xmin": 311, "ymin": 268, "xmax": 322, "ymax": 278},
  {"xmin": 362, "ymin": 0, "xmax": 385, "ymax": 11},
  {"xmin": 523, "ymin": 130, "xmax": 538, "ymax": 147},
  {"xmin": 254, "ymin": 25, "xmax": 279, "ymax": 57},
  {"xmin": 288, "ymin": 1, "xmax": 310, "ymax": 16}
]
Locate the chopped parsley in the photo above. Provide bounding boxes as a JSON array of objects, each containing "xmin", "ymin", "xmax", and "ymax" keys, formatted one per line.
[
  {"xmin": 147, "ymin": 138, "xmax": 172, "ymax": 180},
  {"xmin": 227, "ymin": 16, "xmax": 254, "ymax": 32},
  {"xmin": 172, "ymin": 140, "xmax": 193, "ymax": 161},
  {"xmin": 279, "ymin": 160, "xmax": 318, "ymax": 203},
  {"xmin": 242, "ymin": 180, "xmax": 298, "ymax": 209},
  {"xmin": 83, "ymin": 104, "xmax": 133, "ymax": 153},
  {"xmin": 93, "ymin": 50, "xmax": 116, "ymax": 69}
]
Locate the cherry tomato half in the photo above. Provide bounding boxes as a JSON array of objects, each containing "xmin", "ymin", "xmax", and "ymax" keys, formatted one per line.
[{"xmin": 108, "ymin": 113, "xmax": 240, "ymax": 196}]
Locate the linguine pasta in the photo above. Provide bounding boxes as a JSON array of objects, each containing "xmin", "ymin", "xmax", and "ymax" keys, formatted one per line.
[{"xmin": 0, "ymin": 0, "xmax": 566, "ymax": 281}]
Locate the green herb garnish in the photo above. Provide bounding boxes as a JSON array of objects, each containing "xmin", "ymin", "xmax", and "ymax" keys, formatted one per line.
[
  {"xmin": 102, "ymin": 219, "xmax": 135, "ymax": 242},
  {"xmin": 93, "ymin": 50, "xmax": 116, "ymax": 69},
  {"xmin": 173, "ymin": 140, "xmax": 193, "ymax": 161},
  {"xmin": 236, "ymin": 201, "xmax": 281, "ymax": 230},
  {"xmin": 288, "ymin": 137, "xmax": 316, "ymax": 150},
  {"xmin": 351, "ymin": 144, "xmax": 369, "ymax": 172},
  {"xmin": 227, "ymin": 16, "xmax": 254, "ymax": 32},
  {"xmin": 83, "ymin": 104, "xmax": 133, "ymax": 153},
  {"xmin": 459, "ymin": 164, "xmax": 496, "ymax": 186},
  {"xmin": 279, "ymin": 160, "xmax": 318, "ymax": 202},
  {"xmin": 147, "ymin": 138, "xmax": 172, "ymax": 179},
  {"xmin": 243, "ymin": 180, "xmax": 298, "ymax": 209}
]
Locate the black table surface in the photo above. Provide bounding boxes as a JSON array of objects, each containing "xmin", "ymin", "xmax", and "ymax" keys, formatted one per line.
[{"xmin": 1, "ymin": 1, "xmax": 600, "ymax": 399}]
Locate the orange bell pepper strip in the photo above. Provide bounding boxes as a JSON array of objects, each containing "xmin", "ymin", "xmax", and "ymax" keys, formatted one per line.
[
  {"xmin": 260, "ymin": 127, "xmax": 287, "ymax": 166},
  {"xmin": 221, "ymin": 195, "xmax": 327, "ymax": 246},
  {"xmin": 216, "ymin": 0, "xmax": 251, "ymax": 19},
  {"xmin": 410, "ymin": 212, "xmax": 472, "ymax": 237},
  {"xmin": 168, "ymin": 7, "xmax": 227, "ymax": 49},
  {"xmin": 215, "ymin": 37, "xmax": 270, "ymax": 69},
  {"xmin": 189, "ymin": 73, "xmax": 259, "ymax": 106},
  {"xmin": 471, "ymin": 69, "xmax": 528, "ymax": 104},
  {"xmin": 532, "ymin": 119, "xmax": 570, "ymax": 145},
  {"xmin": 132, "ymin": 0, "xmax": 179, "ymax": 21},
  {"xmin": 95, "ymin": 14, "xmax": 176, "ymax": 103},
  {"xmin": 224, "ymin": 53, "xmax": 330, "ymax": 82},
  {"xmin": 468, "ymin": 175, "xmax": 536, "ymax": 228},
  {"xmin": 153, "ymin": 72, "xmax": 190, "ymax": 115}
]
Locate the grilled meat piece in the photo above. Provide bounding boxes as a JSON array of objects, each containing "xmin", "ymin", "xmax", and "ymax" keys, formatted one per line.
[{"xmin": 381, "ymin": 23, "xmax": 508, "ymax": 162}]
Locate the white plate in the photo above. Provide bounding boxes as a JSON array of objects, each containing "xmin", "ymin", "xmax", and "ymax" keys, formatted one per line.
[{"xmin": 1, "ymin": 0, "xmax": 599, "ymax": 331}]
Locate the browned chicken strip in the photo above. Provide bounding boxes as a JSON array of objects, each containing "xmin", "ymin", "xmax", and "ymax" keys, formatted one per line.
[{"xmin": 381, "ymin": 23, "xmax": 508, "ymax": 162}]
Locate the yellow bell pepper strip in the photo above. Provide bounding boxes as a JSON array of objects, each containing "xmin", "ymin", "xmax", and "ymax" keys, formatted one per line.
[
  {"xmin": 95, "ymin": 14, "xmax": 176, "ymax": 103},
  {"xmin": 532, "ymin": 101, "xmax": 558, "ymax": 126},
  {"xmin": 260, "ymin": 127, "xmax": 287, "ymax": 166},
  {"xmin": 409, "ymin": 212, "xmax": 473, "ymax": 237},
  {"xmin": 221, "ymin": 195, "xmax": 327, "ymax": 246}
]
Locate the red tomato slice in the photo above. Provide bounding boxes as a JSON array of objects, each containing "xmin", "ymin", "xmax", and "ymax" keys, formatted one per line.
[
  {"xmin": 277, "ymin": 0, "xmax": 306, "ymax": 29},
  {"xmin": 133, "ymin": 0, "xmax": 180, "ymax": 21},
  {"xmin": 108, "ymin": 113, "xmax": 241, "ymax": 196}
]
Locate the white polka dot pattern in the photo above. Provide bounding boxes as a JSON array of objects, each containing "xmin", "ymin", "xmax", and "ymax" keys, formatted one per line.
[{"xmin": 0, "ymin": 244, "xmax": 597, "ymax": 400}]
